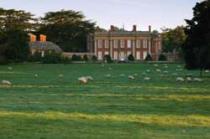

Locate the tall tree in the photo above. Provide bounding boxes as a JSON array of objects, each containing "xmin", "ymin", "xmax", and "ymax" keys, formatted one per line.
[
  {"xmin": 0, "ymin": 29, "xmax": 29, "ymax": 63},
  {"xmin": 0, "ymin": 8, "xmax": 35, "ymax": 31},
  {"xmin": 162, "ymin": 26, "xmax": 186, "ymax": 54},
  {"xmin": 183, "ymin": 0, "xmax": 210, "ymax": 72},
  {"xmin": 0, "ymin": 8, "xmax": 31, "ymax": 64},
  {"xmin": 38, "ymin": 10, "xmax": 95, "ymax": 52}
]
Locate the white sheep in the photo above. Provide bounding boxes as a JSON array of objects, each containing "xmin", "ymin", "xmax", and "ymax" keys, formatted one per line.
[
  {"xmin": 177, "ymin": 65, "xmax": 182, "ymax": 68},
  {"xmin": 34, "ymin": 74, "xmax": 38, "ymax": 78},
  {"xmin": 154, "ymin": 64, "xmax": 159, "ymax": 67},
  {"xmin": 8, "ymin": 67, "xmax": 13, "ymax": 70},
  {"xmin": 193, "ymin": 78, "xmax": 203, "ymax": 82},
  {"xmin": 205, "ymin": 70, "xmax": 210, "ymax": 73},
  {"xmin": 160, "ymin": 74, "xmax": 164, "ymax": 77},
  {"xmin": 163, "ymin": 71, "xmax": 168, "ymax": 74},
  {"xmin": 146, "ymin": 69, "xmax": 151, "ymax": 73},
  {"xmin": 105, "ymin": 74, "xmax": 111, "ymax": 78},
  {"xmin": 134, "ymin": 73, "xmax": 138, "ymax": 76},
  {"xmin": 156, "ymin": 69, "xmax": 161, "ymax": 72},
  {"xmin": 144, "ymin": 77, "xmax": 151, "ymax": 81},
  {"xmin": 176, "ymin": 77, "xmax": 185, "ymax": 82},
  {"xmin": 186, "ymin": 77, "xmax": 192, "ymax": 82},
  {"xmin": 128, "ymin": 75, "xmax": 135, "ymax": 80},
  {"xmin": 164, "ymin": 65, "xmax": 168, "ymax": 69},
  {"xmin": 78, "ymin": 77, "xmax": 88, "ymax": 84},
  {"xmin": 1, "ymin": 80, "xmax": 12, "ymax": 86},
  {"xmin": 58, "ymin": 74, "xmax": 64, "ymax": 78},
  {"xmin": 176, "ymin": 69, "xmax": 181, "ymax": 71},
  {"xmin": 172, "ymin": 73, "xmax": 178, "ymax": 76},
  {"xmin": 142, "ymin": 72, "xmax": 147, "ymax": 76},
  {"xmin": 85, "ymin": 76, "xmax": 94, "ymax": 81}
]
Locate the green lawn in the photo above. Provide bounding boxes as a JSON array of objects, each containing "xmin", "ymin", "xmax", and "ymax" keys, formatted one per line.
[{"xmin": 0, "ymin": 63, "xmax": 210, "ymax": 139}]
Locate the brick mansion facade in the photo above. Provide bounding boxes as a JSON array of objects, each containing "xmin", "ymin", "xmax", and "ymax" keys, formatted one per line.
[{"xmin": 87, "ymin": 25, "xmax": 162, "ymax": 61}]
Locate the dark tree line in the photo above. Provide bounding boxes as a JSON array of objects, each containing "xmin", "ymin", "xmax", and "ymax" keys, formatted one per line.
[
  {"xmin": 0, "ymin": 8, "xmax": 95, "ymax": 64},
  {"xmin": 0, "ymin": 8, "xmax": 31, "ymax": 64},
  {"xmin": 1, "ymin": 1, "xmax": 210, "ymax": 68},
  {"xmin": 161, "ymin": 26, "xmax": 186, "ymax": 54},
  {"xmin": 38, "ymin": 10, "xmax": 95, "ymax": 52},
  {"xmin": 183, "ymin": 0, "xmax": 210, "ymax": 72}
]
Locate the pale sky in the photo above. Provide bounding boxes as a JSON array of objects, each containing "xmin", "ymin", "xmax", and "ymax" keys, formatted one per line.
[{"xmin": 0, "ymin": 0, "xmax": 199, "ymax": 31}]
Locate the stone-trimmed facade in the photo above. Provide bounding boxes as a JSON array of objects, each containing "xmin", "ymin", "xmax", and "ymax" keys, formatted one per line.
[{"xmin": 87, "ymin": 25, "xmax": 162, "ymax": 61}]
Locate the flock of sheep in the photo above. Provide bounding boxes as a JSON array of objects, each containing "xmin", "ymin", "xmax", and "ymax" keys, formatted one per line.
[{"xmin": 1, "ymin": 64, "xmax": 209, "ymax": 86}]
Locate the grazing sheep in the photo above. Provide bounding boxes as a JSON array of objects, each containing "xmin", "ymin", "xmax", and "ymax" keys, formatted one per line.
[
  {"xmin": 34, "ymin": 74, "xmax": 38, "ymax": 78},
  {"xmin": 134, "ymin": 73, "xmax": 138, "ymax": 76},
  {"xmin": 146, "ymin": 69, "xmax": 151, "ymax": 73},
  {"xmin": 105, "ymin": 74, "xmax": 111, "ymax": 78},
  {"xmin": 8, "ymin": 67, "xmax": 13, "ymax": 70},
  {"xmin": 142, "ymin": 72, "xmax": 147, "ymax": 76},
  {"xmin": 193, "ymin": 78, "xmax": 203, "ymax": 82},
  {"xmin": 128, "ymin": 75, "xmax": 135, "ymax": 80},
  {"xmin": 85, "ymin": 76, "xmax": 94, "ymax": 81},
  {"xmin": 163, "ymin": 71, "xmax": 168, "ymax": 74},
  {"xmin": 160, "ymin": 74, "xmax": 164, "ymax": 77},
  {"xmin": 156, "ymin": 69, "xmax": 161, "ymax": 72},
  {"xmin": 78, "ymin": 77, "xmax": 88, "ymax": 84},
  {"xmin": 176, "ymin": 69, "xmax": 182, "ymax": 71},
  {"xmin": 205, "ymin": 70, "xmax": 210, "ymax": 73},
  {"xmin": 58, "ymin": 74, "xmax": 64, "ymax": 78},
  {"xmin": 164, "ymin": 65, "xmax": 168, "ymax": 68},
  {"xmin": 144, "ymin": 77, "xmax": 151, "ymax": 81},
  {"xmin": 1, "ymin": 80, "xmax": 12, "ymax": 86},
  {"xmin": 176, "ymin": 77, "xmax": 185, "ymax": 82},
  {"xmin": 186, "ymin": 77, "xmax": 192, "ymax": 82},
  {"xmin": 154, "ymin": 64, "xmax": 159, "ymax": 67},
  {"xmin": 172, "ymin": 73, "xmax": 178, "ymax": 76},
  {"xmin": 177, "ymin": 65, "xmax": 182, "ymax": 68}
]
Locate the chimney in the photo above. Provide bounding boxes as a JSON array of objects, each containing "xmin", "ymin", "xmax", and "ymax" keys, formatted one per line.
[
  {"xmin": 132, "ymin": 25, "xmax": 137, "ymax": 32},
  {"xmin": 40, "ymin": 34, "xmax": 47, "ymax": 42},
  {"xmin": 110, "ymin": 25, "xmax": 114, "ymax": 32},
  {"xmin": 149, "ymin": 25, "xmax": 152, "ymax": 32},
  {"xmin": 29, "ymin": 33, "xmax": 36, "ymax": 42}
]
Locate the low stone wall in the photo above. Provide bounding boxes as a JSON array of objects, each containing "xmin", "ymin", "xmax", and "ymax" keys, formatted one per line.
[{"xmin": 164, "ymin": 53, "xmax": 180, "ymax": 62}]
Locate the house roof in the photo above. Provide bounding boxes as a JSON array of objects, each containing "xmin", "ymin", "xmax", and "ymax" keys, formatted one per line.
[
  {"xmin": 93, "ymin": 31, "xmax": 161, "ymax": 38},
  {"xmin": 29, "ymin": 41, "xmax": 63, "ymax": 52}
]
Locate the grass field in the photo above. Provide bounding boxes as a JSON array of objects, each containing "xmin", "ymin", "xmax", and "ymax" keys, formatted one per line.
[{"xmin": 0, "ymin": 63, "xmax": 210, "ymax": 139}]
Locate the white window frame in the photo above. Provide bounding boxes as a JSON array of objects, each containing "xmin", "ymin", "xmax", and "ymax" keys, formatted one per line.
[
  {"xmin": 105, "ymin": 40, "xmax": 109, "ymax": 48},
  {"xmin": 114, "ymin": 40, "xmax": 118, "ymax": 48},
  {"xmin": 127, "ymin": 40, "xmax": 131, "ymax": 48},
  {"xmin": 120, "ymin": 40, "xmax": 125, "ymax": 48},
  {"xmin": 132, "ymin": 40, "xmax": 136, "ymax": 48},
  {"xmin": 143, "ymin": 40, "xmax": 147, "ymax": 49},
  {"xmin": 136, "ymin": 40, "xmax": 141, "ymax": 48},
  {"xmin": 98, "ymin": 40, "xmax": 103, "ymax": 48}
]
